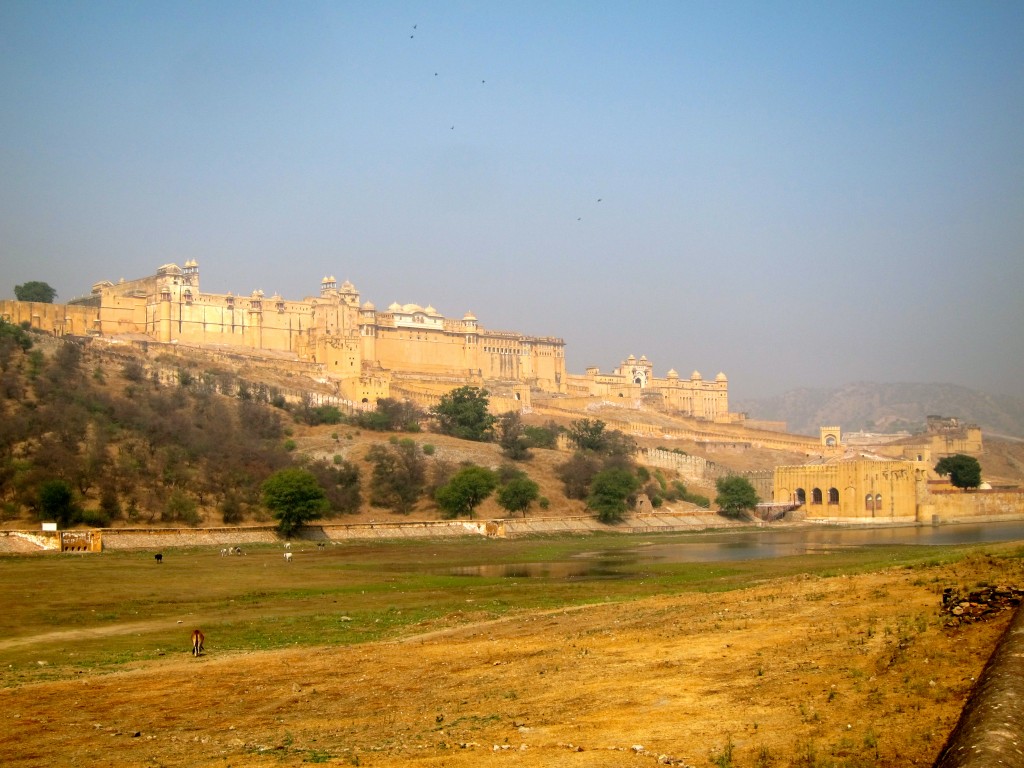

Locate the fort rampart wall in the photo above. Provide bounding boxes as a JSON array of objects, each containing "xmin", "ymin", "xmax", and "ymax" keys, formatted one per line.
[{"xmin": 533, "ymin": 402, "xmax": 826, "ymax": 454}]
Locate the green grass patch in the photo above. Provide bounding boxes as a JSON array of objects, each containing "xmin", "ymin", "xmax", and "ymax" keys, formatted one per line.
[{"xmin": 1, "ymin": 535, "xmax": 1022, "ymax": 686}]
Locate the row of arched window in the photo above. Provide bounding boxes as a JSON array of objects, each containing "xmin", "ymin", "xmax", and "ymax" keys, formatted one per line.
[
  {"xmin": 794, "ymin": 487, "xmax": 840, "ymax": 505},
  {"xmin": 794, "ymin": 488, "xmax": 884, "ymax": 511}
]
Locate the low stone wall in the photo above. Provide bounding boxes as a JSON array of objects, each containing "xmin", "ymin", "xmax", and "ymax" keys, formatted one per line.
[
  {"xmin": 99, "ymin": 526, "xmax": 281, "ymax": 550},
  {"xmin": 0, "ymin": 512, "xmax": 752, "ymax": 553},
  {"xmin": 923, "ymin": 490, "xmax": 1024, "ymax": 523},
  {"xmin": 933, "ymin": 604, "xmax": 1024, "ymax": 768}
]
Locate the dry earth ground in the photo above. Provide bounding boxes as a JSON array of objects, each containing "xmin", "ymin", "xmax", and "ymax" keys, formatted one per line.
[{"xmin": 2, "ymin": 551, "xmax": 1021, "ymax": 768}]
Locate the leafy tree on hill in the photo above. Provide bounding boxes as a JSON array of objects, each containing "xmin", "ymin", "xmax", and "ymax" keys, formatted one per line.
[
  {"xmin": 715, "ymin": 475, "xmax": 759, "ymax": 519},
  {"xmin": 431, "ymin": 386, "xmax": 495, "ymax": 441},
  {"xmin": 355, "ymin": 398, "xmax": 423, "ymax": 432},
  {"xmin": 366, "ymin": 440, "xmax": 426, "ymax": 514},
  {"xmin": 0, "ymin": 318, "xmax": 33, "ymax": 353},
  {"xmin": 556, "ymin": 452, "xmax": 602, "ymax": 500},
  {"xmin": 434, "ymin": 465, "xmax": 499, "ymax": 518},
  {"xmin": 566, "ymin": 418, "xmax": 636, "ymax": 457},
  {"xmin": 14, "ymin": 281, "xmax": 57, "ymax": 303},
  {"xmin": 566, "ymin": 418, "xmax": 607, "ymax": 452},
  {"xmin": 586, "ymin": 468, "xmax": 641, "ymax": 524},
  {"xmin": 262, "ymin": 467, "xmax": 328, "ymax": 537},
  {"xmin": 38, "ymin": 478, "xmax": 79, "ymax": 527},
  {"xmin": 934, "ymin": 454, "xmax": 982, "ymax": 489},
  {"xmin": 497, "ymin": 475, "xmax": 540, "ymax": 517},
  {"xmin": 496, "ymin": 411, "xmax": 531, "ymax": 460},
  {"xmin": 523, "ymin": 421, "xmax": 560, "ymax": 449},
  {"xmin": 306, "ymin": 457, "xmax": 362, "ymax": 514}
]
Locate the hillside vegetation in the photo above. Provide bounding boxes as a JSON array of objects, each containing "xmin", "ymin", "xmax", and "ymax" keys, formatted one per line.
[{"xmin": 0, "ymin": 326, "xmax": 715, "ymax": 529}]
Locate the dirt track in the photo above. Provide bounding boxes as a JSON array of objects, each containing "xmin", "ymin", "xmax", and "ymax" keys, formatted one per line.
[{"xmin": 2, "ymin": 555, "xmax": 1018, "ymax": 768}]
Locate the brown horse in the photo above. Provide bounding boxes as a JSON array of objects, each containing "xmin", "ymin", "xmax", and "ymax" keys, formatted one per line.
[{"xmin": 191, "ymin": 629, "xmax": 205, "ymax": 657}]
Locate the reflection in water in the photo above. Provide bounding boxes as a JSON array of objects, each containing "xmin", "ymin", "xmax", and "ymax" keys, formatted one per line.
[
  {"xmin": 450, "ymin": 558, "xmax": 631, "ymax": 580},
  {"xmin": 449, "ymin": 522, "xmax": 1024, "ymax": 579}
]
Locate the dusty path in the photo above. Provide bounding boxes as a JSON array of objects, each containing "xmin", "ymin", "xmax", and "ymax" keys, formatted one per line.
[
  {"xmin": 1, "ymin": 559, "xmax": 1018, "ymax": 768},
  {"xmin": 0, "ymin": 619, "xmax": 196, "ymax": 652}
]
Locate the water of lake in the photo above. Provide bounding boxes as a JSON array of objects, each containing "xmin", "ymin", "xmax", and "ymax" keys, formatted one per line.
[{"xmin": 449, "ymin": 521, "xmax": 1024, "ymax": 579}]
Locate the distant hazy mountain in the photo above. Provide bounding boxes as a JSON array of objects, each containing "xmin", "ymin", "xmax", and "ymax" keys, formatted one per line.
[{"xmin": 734, "ymin": 382, "xmax": 1024, "ymax": 440}]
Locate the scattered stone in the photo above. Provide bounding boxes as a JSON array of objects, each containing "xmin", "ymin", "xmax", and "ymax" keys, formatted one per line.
[{"xmin": 941, "ymin": 585, "xmax": 1022, "ymax": 625}]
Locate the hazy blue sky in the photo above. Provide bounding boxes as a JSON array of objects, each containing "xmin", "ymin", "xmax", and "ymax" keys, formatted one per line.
[{"xmin": 2, "ymin": 2, "xmax": 1022, "ymax": 400}]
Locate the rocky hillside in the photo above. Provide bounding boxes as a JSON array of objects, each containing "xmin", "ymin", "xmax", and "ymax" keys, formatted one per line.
[{"xmin": 735, "ymin": 382, "xmax": 1024, "ymax": 439}]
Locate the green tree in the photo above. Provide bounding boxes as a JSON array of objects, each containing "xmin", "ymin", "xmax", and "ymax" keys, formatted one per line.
[
  {"xmin": 495, "ymin": 411, "xmax": 531, "ymax": 460},
  {"xmin": 565, "ymin": 418, "xmax": 635, "ymax": 457},
  {"xmin": 220, "ymin": 492, "xmax": 244, "ymax": 524},
  {"xmin": 14, "ymin": 281, "xmax": 57, "ymax": 303},
  {"xmin": 163, "ymin": 489, "xmax": 200, "ymax": 525},
  {"xmin": 356, "ymin": 398, "xmax": 423, "ymax": 432},
  {"xmin": 366, "ymin": 440, "xmax": 426, "ymax": 514},
  {"xmin": 587, "ymin": 468, "xmax": 641, "ymax": 524},
  {"xmin": 262, "ymin": 468, "xmax": 328, "ymax": 536},
  {"xmin": 431, "ymin": 386, "xmax": 495, "ymax": 441},
  {"xmin": 0, "ymin": 318, "xmax": 33, "ymax": 352},
  {"xmin": 715, "ymin": 475, "xmax": 759, "ymax": 519},
  {"xmin": 434, "ymin": 465, "xmax": 499, "ymax": 518},
  {"xmin": 497, "ymin": 475, "xmax": 540, "ymax": 517},
  {"xmin": 566, "ymin": 418, "xmax": 607, "ymax": 452},
  {"xmin": 934, "ymin": 454, "xmax": 982, "ymax": 489},
  {"xmin": 556, "ymin": 452, "xmax": 602, "ymax": 500},
  {"xmin": 38, "ymin": 478, "xmax": 79, "ymax": 527},
  {"xmin": 523, "ymin": 421, "xmax": 560, "ymax": 449},
  {"xmin": 306, "ymin": 457, "xmax": 362, "ymax": 514}
]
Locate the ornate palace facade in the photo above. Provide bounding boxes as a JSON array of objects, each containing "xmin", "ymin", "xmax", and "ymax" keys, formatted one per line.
[{"xmin": 2, "ymin": 261, "xmax": 730, "ymax": 418}]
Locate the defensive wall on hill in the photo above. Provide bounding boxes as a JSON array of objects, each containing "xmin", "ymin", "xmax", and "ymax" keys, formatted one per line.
[{"xmin": 531, "ymin": 401, "xmax": 827, "ymax": 455}]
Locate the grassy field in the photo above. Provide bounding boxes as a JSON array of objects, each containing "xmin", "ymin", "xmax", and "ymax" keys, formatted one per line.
[
  {"xmin": 3, "ymin": 532, "xmax": 1020, "ymax": 687},
  {"xmin": 2, "ymin": 534, "xmax": 1024, "ymax": 766}
]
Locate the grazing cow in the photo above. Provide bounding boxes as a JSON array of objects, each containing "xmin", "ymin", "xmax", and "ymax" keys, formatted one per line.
[
  {"xmin": 220, "ymin": 548, "xmax": 228, "ymax": 557},
  {"xmin": 191, "ymin": 629, "xmax": 205, "ymax": 657},
  {"xmin": 233, "ymin": 546, "xmax": 244, "ymax": 556},
  {"xmin": 154, "ymin": 553, "xmax": 163, "ymax": 564},
  {"xmin": 283, "ymin": 542, "xmax": 291, "ymax": 550},
  {"xmin": 284, "ymin": 552, "xmax": 293, "ymax": 563},
  {"xmin": 317, "ymin": 542, "xmax": 326, "ymax": 551}
]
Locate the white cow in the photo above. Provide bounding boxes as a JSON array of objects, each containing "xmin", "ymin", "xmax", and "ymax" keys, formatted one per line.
[
  {"xmin": 220, "ymin": 548, "xmax": 228, "ymax": 557},
  {"xmin": 284, "ymin": 542, "xmax": 291, "ymax": 550},
  {"xmin": 284, "ymin": 552, "xmax": 293, "ymax": 563}
]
